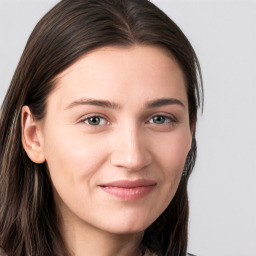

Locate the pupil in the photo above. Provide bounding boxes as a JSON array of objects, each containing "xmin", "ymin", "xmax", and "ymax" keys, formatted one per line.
[
  {"xmin": 89, "ymin": 117, "xmax": 100, "ymax": 125},
  {"xmin": 153, "ymin": 116, "xmax": 165, "ymax": 124}
]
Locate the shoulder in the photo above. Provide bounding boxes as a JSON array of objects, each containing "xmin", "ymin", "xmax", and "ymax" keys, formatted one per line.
[
  {"xmin": 144, "ymin": 248, "xmax": 197, "ymax": 256},
  {"xmin": 144, "ymin": 248, "xmax": 158, "ymax": 256}
]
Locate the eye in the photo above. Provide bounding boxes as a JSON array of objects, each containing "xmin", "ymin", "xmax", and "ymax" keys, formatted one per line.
[
  {"xmin": 83, "ymin": 116, "xmax": 109, "ymax": 126},
  {"xmin": 148, "ymin": 115, "xmax": 176, "ymax": 125}
]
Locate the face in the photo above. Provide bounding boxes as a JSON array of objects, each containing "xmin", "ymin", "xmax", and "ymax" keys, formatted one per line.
[{"xmin": 37, "ymin": 46, "xmax": 192, "ymax": 234}]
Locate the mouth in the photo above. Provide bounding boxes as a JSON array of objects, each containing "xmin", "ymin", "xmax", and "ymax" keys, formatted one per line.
[{"xmin": 98, "ymin": 179, "xmax": 157, "ymax": 201}]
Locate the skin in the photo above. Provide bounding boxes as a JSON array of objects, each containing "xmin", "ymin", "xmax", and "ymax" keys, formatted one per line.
[{"xmin": 22, "ymin": 45, "xmax": 192, "ymax": 256}]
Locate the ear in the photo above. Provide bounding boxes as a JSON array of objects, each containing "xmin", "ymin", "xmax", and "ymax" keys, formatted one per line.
[
  {"xmin": 21, "ymin": 106, "xmax": 45, "ymax": 163},
  {"xmin": 190, "ymin": 117, "xmax": 196, "ymax": 136}
]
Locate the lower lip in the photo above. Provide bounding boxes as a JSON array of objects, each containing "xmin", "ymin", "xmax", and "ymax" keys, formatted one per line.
[{"xmin": 99, "ymin": 185, "xmax": 156, "ymax": 200}]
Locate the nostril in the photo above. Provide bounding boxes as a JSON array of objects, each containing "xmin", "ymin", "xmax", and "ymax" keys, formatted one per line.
[{"xmin": 110, "ymin": 149, "xmax": 152, "ymax": 171}]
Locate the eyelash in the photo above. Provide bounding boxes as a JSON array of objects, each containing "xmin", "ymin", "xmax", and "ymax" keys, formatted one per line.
[{"xmin": 79, "ymin": 113, "xmax": 177, "ymax": 127}]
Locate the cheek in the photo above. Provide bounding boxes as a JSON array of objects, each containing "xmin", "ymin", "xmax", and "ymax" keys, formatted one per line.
[
  {"xmin": 156, "ymin": 128, "xmax": 192, "ymax": 170},
  {"xmin": 42, "ymin": 127, "xmax": 109, "ymax": 190},
  {"xmin": 145, "ymin": 130, "xmax": 192, "ymax": 222},
  {"xmin": 169, "ymin": 134, "xmax": 191, "ymax": 169},
  {"xmin": 157, "ymin": 130, "xmax": 192, "ymax": 192}
]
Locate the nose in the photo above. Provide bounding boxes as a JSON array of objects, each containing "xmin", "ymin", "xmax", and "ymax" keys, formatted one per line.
[{"xmin": 110, "ymin": 123, "xmax": 152, "ymax": 171}]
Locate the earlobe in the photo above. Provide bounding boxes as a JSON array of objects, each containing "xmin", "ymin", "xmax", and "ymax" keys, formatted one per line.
[
  {"xmin": 21, "ymin": 106, "xmax": 45, "ymax": 164},
  {"xmin": 190, "ymin": 118, "xmax": 196, "ymax": 136},
  {"xmin": 189, "ymin": 119, "xmax": 196, "ymax": 150}
]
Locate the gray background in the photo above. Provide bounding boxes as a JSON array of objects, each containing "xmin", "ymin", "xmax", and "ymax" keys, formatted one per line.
[{"xmin": 1, "ymin": 0, "xmax": 256, "ymax": 255}]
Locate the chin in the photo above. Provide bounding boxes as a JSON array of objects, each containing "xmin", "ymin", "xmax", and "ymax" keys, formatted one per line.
[
  {"xmin": 109, "ymin": 226, "xmax": 147, "ymax": 235},
  {"xmin": 101, "ymin": 215, "xmax": 156, "ymax": 235}
]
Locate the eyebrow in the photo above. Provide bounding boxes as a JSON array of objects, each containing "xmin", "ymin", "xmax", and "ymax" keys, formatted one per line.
[
  {"xmin": 146, "ymin": 98, "xmax": 185, "ymax": 108},
  {"xmin": 65, "ymin": 97, "xmax": 185, "ymax": 110},
  {"xmin": 65, "ymin": 98, "xmax": 121, "ymax": 110}
]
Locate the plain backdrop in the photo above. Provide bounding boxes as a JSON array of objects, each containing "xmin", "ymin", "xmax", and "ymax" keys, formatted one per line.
[{"xmin": 0, "ymin": 1, "xmax": 255, "ymax": 256}]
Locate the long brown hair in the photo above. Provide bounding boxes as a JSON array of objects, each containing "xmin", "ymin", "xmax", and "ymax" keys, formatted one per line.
[{"xmin": 0, "ymin": 0, "xmax": 203, "ymax": 255}]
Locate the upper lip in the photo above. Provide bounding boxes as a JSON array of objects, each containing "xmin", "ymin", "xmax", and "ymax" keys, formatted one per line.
[{"xmin": 99, "ymin": 179, "xmax": 157, "ymax": 188}]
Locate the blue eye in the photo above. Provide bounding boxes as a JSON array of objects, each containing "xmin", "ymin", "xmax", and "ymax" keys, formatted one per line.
[
  {"xmin": 148, "ymin": 115, "xmax": 175, "ymax": 125},
  {"xmin": 152, "ymin": 116, "xmax": 166, "ymax": 124},
  {"xmin": 84, "ymin": 116, "xmax": 108, "ymax": 126}
]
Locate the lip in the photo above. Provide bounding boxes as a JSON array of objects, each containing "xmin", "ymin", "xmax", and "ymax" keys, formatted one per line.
[{"xmin": 99, "ymin": 179, "xmax": 157, "ymax": 201}]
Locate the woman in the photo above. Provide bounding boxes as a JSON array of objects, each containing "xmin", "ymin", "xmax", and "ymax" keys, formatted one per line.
[{"xmin": 0, "ymin": 0, "xmax": 203, "ymax": 255}]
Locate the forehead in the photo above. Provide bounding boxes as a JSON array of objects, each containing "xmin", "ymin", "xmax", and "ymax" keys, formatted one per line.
[{"xmin": 48, "ymin": 45, "xmax": 188, "ymax": 110}]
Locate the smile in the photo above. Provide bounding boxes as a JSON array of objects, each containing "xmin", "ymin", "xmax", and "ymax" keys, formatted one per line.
[{"xmin": 99, "ymin": 179, "xmax": 157, "ymax": 201}]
